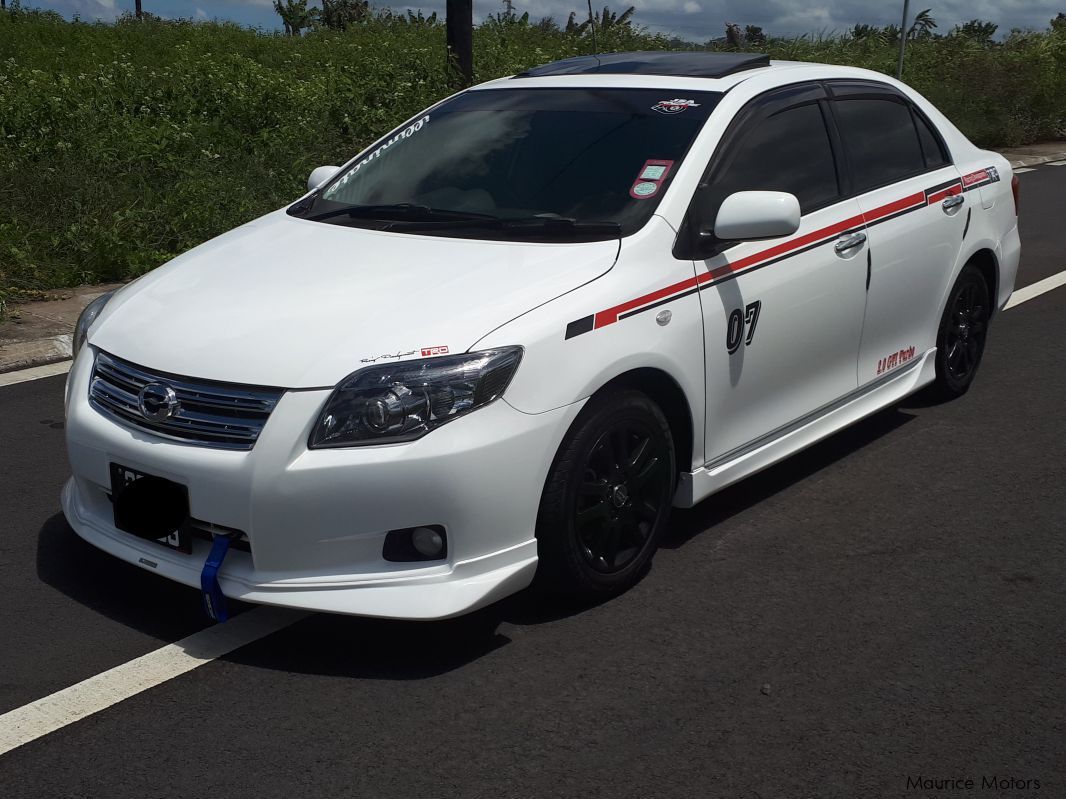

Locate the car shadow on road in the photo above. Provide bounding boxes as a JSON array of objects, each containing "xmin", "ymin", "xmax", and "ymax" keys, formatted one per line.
[
  {"xmin": 36, "ymin": 405, "xmax": 916, "ymax": 681},
  {"xmin": 215, "ymin": 587, "xmax": 625, "ymax": 680},
  {"xmin": 36, "ymin": 513, "xmax": 227, "ymax": 642},
  {"xmin": 663, "ymin": 405, "xmax": 916, "ymax": 550}
]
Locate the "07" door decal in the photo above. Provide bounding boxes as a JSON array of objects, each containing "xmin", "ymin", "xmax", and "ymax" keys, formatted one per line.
[{"xmin": 726, "ymin": 301, "xmax": 762, "ymax": 354}]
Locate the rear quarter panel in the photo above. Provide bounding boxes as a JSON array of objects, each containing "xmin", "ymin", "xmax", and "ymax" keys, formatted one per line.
[{"xmin": 953, "ymin": 152, "xmax": 1019, "ymax": 314}]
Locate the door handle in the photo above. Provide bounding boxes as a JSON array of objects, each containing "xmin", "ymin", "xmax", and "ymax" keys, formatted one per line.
[
  {"xmin": 834, "ymin": 232, "xmax": 867, "ymax": 254},
  {"xmin": 942, "ymin": 194, "xmax": 965, "ymax": 211}
]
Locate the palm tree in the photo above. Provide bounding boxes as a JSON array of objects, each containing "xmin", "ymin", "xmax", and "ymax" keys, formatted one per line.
[
  {"xmin": 320, "ymin": 0, "xmax": 369, "ymax": 31},
  {"xmin": 565, "ymin": 11, "xmax": 590, "ymax": 34},
  {"xmin": 591, "ymin": 5, "xmax": 635, "ymax": 31},
  {"xmin": 908, "ymin": 8, "xmax": 938, "ymax": 39},
  {"xmin": 273, "ymin": 0, "xmax": 316, "ymax": 36}
]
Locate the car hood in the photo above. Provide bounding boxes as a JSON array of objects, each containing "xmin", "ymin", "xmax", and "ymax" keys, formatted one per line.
[{"xmin": 90, "ymin": 211, "xmax": 619, "ymax": 388}]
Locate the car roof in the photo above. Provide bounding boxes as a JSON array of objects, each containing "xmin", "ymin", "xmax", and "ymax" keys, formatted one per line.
[
  {"xmin": 470, "ymin": 58, "xmax": 835, "ymax": 94},
  {"xmin": 514, "ymin": 51, "xmax": 771, "ymax": 80}
]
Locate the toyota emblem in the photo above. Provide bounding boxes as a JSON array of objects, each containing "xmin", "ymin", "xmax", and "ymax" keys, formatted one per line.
[{"xmin": 138, "ymin": 382, "xmax": 180, "ymax": 421}]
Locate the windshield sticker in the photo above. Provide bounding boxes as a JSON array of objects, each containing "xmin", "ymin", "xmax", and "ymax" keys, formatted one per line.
[
  {"xmin": 629, "ymin": 159, "xmax": 674, "ymax": 200},
  {"xmin": 325, "ymin": 115, "xmax": 431, "ymax": 198},
  {"xmin": 639, "ymin": 164, "xmax": 668, "ymax": 181},
  {"xmin": 652, "ymin": 99, "xmax": 700, "ymax": 115},
  {"xmin": 420, "ymin": 345, "xmax": 450, "ymax": 357}
]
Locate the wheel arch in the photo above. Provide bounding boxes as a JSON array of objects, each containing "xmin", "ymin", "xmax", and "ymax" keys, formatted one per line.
[
  {"xmin": 595, "ymin": 367, "xmax": 696, "ymax": 478},
  {"xmin": 964, "ymin": 247, "xmax": 999, "ymax": 317}
]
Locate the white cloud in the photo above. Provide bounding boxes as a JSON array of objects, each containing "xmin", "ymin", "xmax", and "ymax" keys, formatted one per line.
[
  {"xmin": 196, "ymin": 7, "xmax": 208, "ymax": 18},
  {"xmin": 683, "ymin": 1, "xmax": 700, "ymax": 13},
  {"xmin": 45, "ymin": 0, "xmax": 121, "ymax": 20}
]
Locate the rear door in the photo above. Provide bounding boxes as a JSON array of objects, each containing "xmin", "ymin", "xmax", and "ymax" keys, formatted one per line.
[
  {"xmin": 676, "ymin": 83, "xmax": 869, "ymax": 462},
  {"xmin": 827, "ymin": 81, "xmax": 967, "ymax": 385}
]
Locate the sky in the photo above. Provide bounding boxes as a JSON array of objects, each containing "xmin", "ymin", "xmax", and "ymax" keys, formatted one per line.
[{"xmin": 29, "ymin": 1, "xmax": 1066, "ymax": 42}]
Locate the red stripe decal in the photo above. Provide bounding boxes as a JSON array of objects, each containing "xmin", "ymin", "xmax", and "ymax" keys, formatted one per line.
[
  {"xmin": 861, "ymin": 191, "xmax": 926, "ymax": 224},
  {"xmin": 927, "ymin": 185, "xmax": 962, "ymax": 204},
  {"xmin": 594, "ymin": 274, "xmax": 701, "ymax": 327},
  {"xmin": 588, "ymin": 186, "xmax": 938, "ymax": 332}
]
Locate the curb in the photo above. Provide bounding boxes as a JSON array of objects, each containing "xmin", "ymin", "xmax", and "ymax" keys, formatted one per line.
[
  {"xmin": 1008, "ymin": 151, "xmax": 1066, "ymax": 168},
  {"xmin": 0, "ymin": 334, "xmax": 73, "ymax": 376}
]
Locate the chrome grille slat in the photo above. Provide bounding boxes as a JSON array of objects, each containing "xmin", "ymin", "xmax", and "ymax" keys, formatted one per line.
[
  {"xmin": 89, "ymin": 352, "xmax": 284, "ymax": 451},
  {"xmin": 96, "ymin": 356, "xmax": 279, "ymax": 410}
]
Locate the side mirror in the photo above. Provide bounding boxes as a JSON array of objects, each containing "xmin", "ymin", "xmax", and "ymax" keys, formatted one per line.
[
  {"xmin": 712, "ymin": 191, "xmax": 801, "ymax": 241},
  {"xmin": 307, "ymin": 165, "xmax": 341, "ymax": 192}
]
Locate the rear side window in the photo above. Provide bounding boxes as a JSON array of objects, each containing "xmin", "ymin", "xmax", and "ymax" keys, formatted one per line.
[
  {"xmin": 694, "ymin": 102, "xmax": 840, "ymax": 222},
  {"xmin": 834, "ymin": 98, "xmax": 927, "ymax": 192},
  {"xmin": 913, "ymin": 109, "xmax": 949, "ymax": 168}
]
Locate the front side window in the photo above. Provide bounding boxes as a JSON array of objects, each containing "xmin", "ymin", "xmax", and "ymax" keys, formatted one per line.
[
  {"xmin": 689, "ymin": 101, "xmax": 840, "ymax": 230},
  {"xmin": 834, "ymin": 98, "xmax": 928, "ymax": 192},
  {"xmin": 292, "ymin": 88, "xmax": 722, "ymax": 241}
]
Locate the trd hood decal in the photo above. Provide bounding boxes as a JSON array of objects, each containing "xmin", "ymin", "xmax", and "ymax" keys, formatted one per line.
[{"xmin": 91, "ymin": 211, "xmax": 618, "ymax": 388}]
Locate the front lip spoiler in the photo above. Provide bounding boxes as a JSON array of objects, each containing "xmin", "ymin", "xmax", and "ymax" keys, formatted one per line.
[{"xmin": 61, "ymin": 479, "xmax": 539, "ymax": 619}]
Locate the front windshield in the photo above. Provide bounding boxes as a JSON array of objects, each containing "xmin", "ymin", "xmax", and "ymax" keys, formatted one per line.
[{"xmin": 292, "ymin": 87, "xmax": 722, "ymax": 241}]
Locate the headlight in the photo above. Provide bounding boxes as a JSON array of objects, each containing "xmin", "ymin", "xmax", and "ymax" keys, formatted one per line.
[
  {"xmin": 73, "ymin": 291, "xmax": 115, "ymax": 357},
  {"xmin": 309, "ymin": 347, "xmax": 523, "ymax": 449}
]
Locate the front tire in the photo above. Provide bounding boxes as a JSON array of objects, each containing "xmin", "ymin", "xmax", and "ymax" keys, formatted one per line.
[
  {"xmin": 535, "ymin": 389, "xmax": 676, "ymax": 598},
  {"xmin": 931, "ymin": 264, "xmax": 991, "ymax": 399}
]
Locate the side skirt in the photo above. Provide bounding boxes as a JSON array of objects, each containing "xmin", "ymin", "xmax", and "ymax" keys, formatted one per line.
[{"xmin": 673, "ymin": 348, "xmax": 937, "ymax": 509}]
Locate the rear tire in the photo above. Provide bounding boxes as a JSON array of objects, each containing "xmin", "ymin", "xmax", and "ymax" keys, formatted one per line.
[
  {"xmin": 534, "ymin": 389, "xmax": 676, "ymax": 598},
  {"xmin": 930, "ymin": 263, "xmax": 991, "ymax": 400}
]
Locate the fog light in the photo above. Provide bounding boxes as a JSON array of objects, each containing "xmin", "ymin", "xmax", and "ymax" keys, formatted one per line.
[
  {"xmin": 383, "ymin": 525, "xmax": 447, "ymax": 562},
  {"xmin": 411, "ymin": 526, "xmax": 444, "ymax": 557}
]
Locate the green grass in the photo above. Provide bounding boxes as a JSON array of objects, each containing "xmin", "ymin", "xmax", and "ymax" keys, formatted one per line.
[{"xmin": 0, "ymin": 9, "xmax": 1063, "ymax": 306}]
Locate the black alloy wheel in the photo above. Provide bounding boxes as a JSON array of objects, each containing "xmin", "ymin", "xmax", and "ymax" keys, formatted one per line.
[
  {"xmin": 933, "ymin": 264, "xmax": 991, "ymax": 399},
  {"xmin": 536, "ymin": 389, "xmax": 676, "ymax": 597},
  {"xmin": 576, "ymin": 422, "xmax": 670, "ymax": 574}
]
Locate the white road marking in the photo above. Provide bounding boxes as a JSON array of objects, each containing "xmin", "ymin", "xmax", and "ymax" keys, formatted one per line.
[
  {"xmin": 1045, "ymin": 160, "xmax": 1066, "ymax": 166},
  {"xmin": 0, "ymin": 360, "xmax": 71, "ymax": 387},
  {"xmin": 1012, "ymin": 167, "xmax": 1036, "ymax": 173},
  {"xmin": 0, "ymin": 606, "xmax": 308, "ymax": 757},
  {"xmin": 1004, "ymin": 269, "xmax": 1066, "ymax": 309}
]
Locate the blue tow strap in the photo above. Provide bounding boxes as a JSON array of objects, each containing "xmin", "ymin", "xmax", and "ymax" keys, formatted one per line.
[{"xmin": 200, "ymin": 535, "xmax": 232, "ymax": 622}]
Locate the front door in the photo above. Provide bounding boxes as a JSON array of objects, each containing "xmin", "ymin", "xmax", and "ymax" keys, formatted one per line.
[{"xmin": 680, "ymin": 84, "xmax": 869, "ymax": 462}]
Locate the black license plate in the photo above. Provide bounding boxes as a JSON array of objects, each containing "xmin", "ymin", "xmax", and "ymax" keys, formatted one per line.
[{"xmin": 110, "ymin": 463, "xmax": 191, "ymax": 553}]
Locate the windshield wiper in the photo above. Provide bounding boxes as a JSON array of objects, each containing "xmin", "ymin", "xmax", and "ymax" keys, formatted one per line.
[
  {"xmin": 496, "ymin": 217, "xmax": 622, "ymax": 235},
  {"xmin": 295, "ymin": 203, "xmax": 622, "ymax": 238},
  {"xmin": 304, "ymin": 203, "xmax": 500, "ymax": 224},
  {"xmin": 385, "ymin": 215, "xmax": 623, "ymax": 238}
]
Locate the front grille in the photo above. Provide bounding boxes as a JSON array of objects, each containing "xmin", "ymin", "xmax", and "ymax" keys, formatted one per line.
[{"xmin": 89, "ymin": 351, "xmax": 284, "ymax": 450}]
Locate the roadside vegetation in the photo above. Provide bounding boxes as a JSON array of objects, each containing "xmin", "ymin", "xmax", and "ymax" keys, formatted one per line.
[{"xmin": 0, "ymin": 3, "xmax": 1063, "ymax": 308}]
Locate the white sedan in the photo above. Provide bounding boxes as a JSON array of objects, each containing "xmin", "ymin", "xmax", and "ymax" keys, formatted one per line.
[{"xmin": 63, "ymin": 52, "xmax": 1020, "ymax": 620}]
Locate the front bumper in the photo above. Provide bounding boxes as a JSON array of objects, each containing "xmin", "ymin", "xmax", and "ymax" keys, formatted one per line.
[{"xmin": 62, "ymin": 349, "xmax": 583, "ymax": 619}]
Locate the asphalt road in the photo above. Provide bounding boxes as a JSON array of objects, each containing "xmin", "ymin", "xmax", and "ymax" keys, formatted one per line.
[{"xmin": 1, "ymin": 166, "xmax": 1064, "ymax": 799}]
